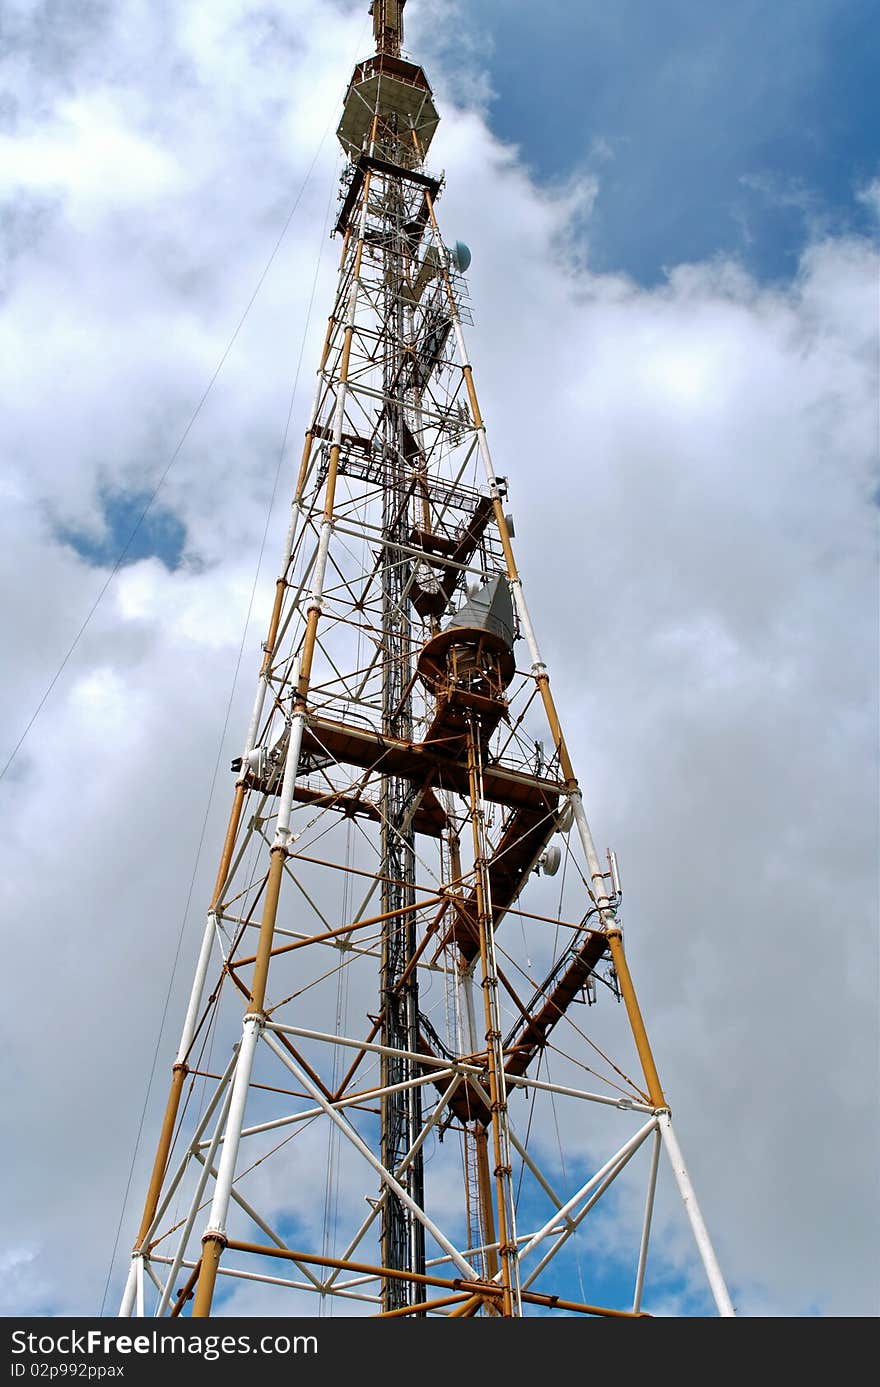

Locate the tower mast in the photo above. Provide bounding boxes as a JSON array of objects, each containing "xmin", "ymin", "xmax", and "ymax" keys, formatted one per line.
[
  {"xmin": 372, "ymin": 0, "xmax": 407, "ymax": 57},
  {"xmin": 117, "ymin": 1, "xmax": 734, "ymax": 1320},
  {"xmin": 374, "ymin": 0, "xmax": 425, "ymax": 1306}
]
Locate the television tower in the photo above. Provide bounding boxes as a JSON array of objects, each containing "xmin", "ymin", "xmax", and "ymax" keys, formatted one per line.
[{"xmin": 118, "ymin": 0, "xmax": 734, "ymax": 1318}]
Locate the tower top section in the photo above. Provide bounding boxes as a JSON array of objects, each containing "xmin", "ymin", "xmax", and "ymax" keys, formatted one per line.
[
  {"xmin": 372, "ymin": 0, "xmax": 407, "ymax": 58},
  {"xmin": 338, "ymin": 0, "xmax": 438, "ymax": 165}
]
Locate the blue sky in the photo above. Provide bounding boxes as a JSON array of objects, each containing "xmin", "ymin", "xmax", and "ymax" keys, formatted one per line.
[
  {"xmin": 58, "ymin": 488, "xmax": 187, "ymax": 569},
  {"xmin": 456, "ymin": 0, "xmax": 879, "ymax": 284}
]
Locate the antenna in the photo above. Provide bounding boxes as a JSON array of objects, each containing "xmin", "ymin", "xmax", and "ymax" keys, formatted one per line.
[{"xmin": 372, "ymin": 0, "xmax": 407, "ymax": 56}]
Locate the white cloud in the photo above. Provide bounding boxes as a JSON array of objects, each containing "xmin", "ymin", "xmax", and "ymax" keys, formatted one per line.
[
  {"xmin": 0, "ymin": 93, "xmax": 182, "ymax": 224},
  {"xmin": 0, "ymin": 0, "xmax": 876, "ymax": 1321},
  {"xmin": 857, "ymin": 176, "xmax": 880, "ymax": 222}
]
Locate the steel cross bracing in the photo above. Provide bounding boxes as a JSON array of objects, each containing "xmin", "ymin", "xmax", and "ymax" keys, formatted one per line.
[{"xmin": 118, "ymin": 3, "xmax": 734, "ymax": 1320}]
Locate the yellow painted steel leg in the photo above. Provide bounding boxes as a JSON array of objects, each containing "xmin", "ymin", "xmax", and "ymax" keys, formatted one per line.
[{"xmin": 191, "ymin": 1236, "xmax": 224, "ymax": 1318}]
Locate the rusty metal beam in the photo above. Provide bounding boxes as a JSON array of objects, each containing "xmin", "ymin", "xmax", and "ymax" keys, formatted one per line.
[{"xmin": 282, "ymin": 714, "xmax": 563, "ymax": 814}]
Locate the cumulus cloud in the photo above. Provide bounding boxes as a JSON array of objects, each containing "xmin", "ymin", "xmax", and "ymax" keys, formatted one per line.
[{"xmin": 0, "ymin": 0, "xmax": 876, "ymax": 1319}]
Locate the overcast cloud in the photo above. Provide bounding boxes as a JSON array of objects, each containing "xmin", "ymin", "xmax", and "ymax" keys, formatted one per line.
[{"xmin": 0, "ymin": 0, "xmax": 877, "ymax": 1317}]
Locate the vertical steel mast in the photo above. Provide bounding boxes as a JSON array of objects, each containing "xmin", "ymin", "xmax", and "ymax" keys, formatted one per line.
[
  {"xmin": 374, "ymin": 0, "xmax": 426, "ymax": 1309},
  {"xmin": 117, "ymin": 0, "xmax": 735, "ymax": 1320}
]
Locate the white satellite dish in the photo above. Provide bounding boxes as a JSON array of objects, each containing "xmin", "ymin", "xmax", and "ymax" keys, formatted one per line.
[{"xmin": 539, "ymin": 844, "xmax": 562, "ymax": 877}]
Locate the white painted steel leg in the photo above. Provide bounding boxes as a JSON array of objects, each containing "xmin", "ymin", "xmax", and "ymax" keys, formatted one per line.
[
  {"xmin": 568, "ymin": 791, "xmax": 615, "ymax": 911},
  {"xmin": 242, "ymin": 675, "xmax": 269, "ymax": 766},
  {"xmin": 274, "ymin": 660, "xmax": 304, "ymax": 848},
  {"xmin": 135, "ymin": 1255, "xmax": 144, "ymax": 1317},
  {"xmin": 633, "ymin": 1126, "xmax": 661, "ymax": 1313},
  {"xmin": 175, "ymin": 910, "xmax": 219, "ymax": 1068},
  {"xmin": 119, "ymin": 1259, "xmax": 138, "ymax": 1317},
  {"xmin": 199, "ymin": 1015, "xmax": 262, "ymax": 1243},
  {"xmin": 659, "ymin": 1112, "xmax": 735, "ymax": 1316}
]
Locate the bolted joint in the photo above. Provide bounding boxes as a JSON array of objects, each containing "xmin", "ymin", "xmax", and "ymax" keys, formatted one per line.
[
  {"xmin": 201, "ymin": 1228, "xmax": 228, "ymax": 1250},
  {"xmin": 171, "ymin": 1061, "xmax": 189, "ymax": 1078},
  {"xmin": 453, "ymin": 1277, "xmax": 500, "ymax": 1296}
]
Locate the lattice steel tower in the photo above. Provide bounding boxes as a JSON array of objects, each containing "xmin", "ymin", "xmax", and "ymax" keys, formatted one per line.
[{"xmin": 119, "ymin": 0, "xmax": 733, "ymax": 1319}]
